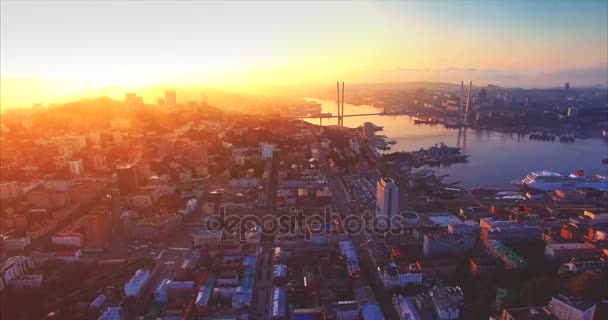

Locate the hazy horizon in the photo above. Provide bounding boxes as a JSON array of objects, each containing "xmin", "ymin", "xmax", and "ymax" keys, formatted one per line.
[
  {"xmin": 1, "ymin": 0, "xmax": 607, "ymax": 108},
  {"xmin": 2, "ymin": 78, "xmax": 608, "ymax": 112}
]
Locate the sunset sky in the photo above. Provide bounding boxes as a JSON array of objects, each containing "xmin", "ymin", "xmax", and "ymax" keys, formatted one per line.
[{"xmin": 1, "ymin": 0, "xmax": 607, "ymax": 108}]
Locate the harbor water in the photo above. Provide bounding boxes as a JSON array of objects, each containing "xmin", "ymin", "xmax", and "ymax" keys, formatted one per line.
[{"xmin": 306, "ymin": 99, "xmax": 608, "ymax": 189}]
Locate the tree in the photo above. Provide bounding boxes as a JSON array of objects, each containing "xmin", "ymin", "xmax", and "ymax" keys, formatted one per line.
[
  {"xmin": 564, "ymin": 270, "xmax": 607, "ymax": 300},
  {"xmin": 519, "ymin": 277, "xmax": 557, "ymax": 306}
]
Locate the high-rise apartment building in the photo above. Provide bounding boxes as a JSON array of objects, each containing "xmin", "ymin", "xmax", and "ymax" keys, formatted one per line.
[
  {"xmin": 376, "ymin": 177, "xmax": 399, "ymax": 218},
  {"xmin": 165, "ymin": 90, "xmax": 177, "ymax": 107},
  {"xmin": 116, "ymin": 165, "xmax": 140, "ymax": 196}
]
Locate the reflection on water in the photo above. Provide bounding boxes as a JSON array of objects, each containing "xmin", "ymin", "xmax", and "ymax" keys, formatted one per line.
[
  {"xmin": 306, "ymin": 99, "xmax": 608, "ymax": 189},
  {"xmin": 456, "ymin": 127, "xmax": 467, "ymax": 153}
]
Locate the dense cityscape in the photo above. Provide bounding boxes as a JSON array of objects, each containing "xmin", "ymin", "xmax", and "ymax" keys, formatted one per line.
[
  {"xmin": 1, "ymin": 79, "xmax": 607, "ymax": 320},
  {"xmin": 2, "ymin": 1, "xmax": 608, "ymax": 320}
]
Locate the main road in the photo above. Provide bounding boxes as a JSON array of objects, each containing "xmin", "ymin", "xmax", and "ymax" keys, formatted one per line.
[
  {"xmin": 251, "ymin": 241, "xmax": 274, "ymax": 319},
  {"xmin": 319, "ymin": 144, "xmax": 397, "ymax": 320}
]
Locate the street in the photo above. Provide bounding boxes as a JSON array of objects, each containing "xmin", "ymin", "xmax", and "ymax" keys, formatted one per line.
[
  {"xmin": 321, "ymin": 147, "xmax": 397, "ymax": 319},
  {"xmin": 251, "ymin": 241, "xmax": 274, "ymax": 319}
]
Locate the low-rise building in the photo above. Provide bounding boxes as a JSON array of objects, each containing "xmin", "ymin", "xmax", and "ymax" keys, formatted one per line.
[
  {"xmin": 393, "ymin": 295, "xmax": 422, "ymax": 320},
  {"xmin": 0, "ymin": 256, "xmax": 31, "ymax": 292},
  {"xmin": 448, "ymin": 222, "xmax": 481, "ymax": 235},
  {"xmin": 429, "ymin": 286, "xmax": 464, "ymax": 320},
  {"xmin": 229, "ymin": 177, "xmax": 261, "ymax": 188},
  {"xmin": 380, "ymin": 262, "xmax": 422, "ymax": 288},
  {"xmin": 196, "ymin": 276, "xmax": 215, "ymax": 316},
  {"xmin": 423, "ymin": 231, "xmax": 475, "ymax": 257},
  {"xmin": 10, "ymin": 274, "xmax": 43, "ymax": 289},
  {"xmin": 470, "ymin": 255, "xmax": 504, "ymax": 277},
  {"xmin": 192, "ymin": 229, "xmax": 223, "ymax": 246},
  {"xmin": 561, "ymin": 256, "xmax": 608, "ymax": 273},
  {"xmin": 459, "ymin": 206, "xmax": 491, "ymax": 220},
  {"xmin": 68, "ymin": 159, "xmax": 85, "ymax": 176},
  {"xmin": 339, "ymin": 241, "xmax": 360, "ymax": 278},
  {"xmin": 481, "ymin": 222, "xmax": 542, "ymax": 247},
  {"xmin": 26, "ymin": 218, "xmax": 58, "ymax": 240},
  {"xmin": 0, "ymin": 181, "xmax": 22, "ymax": 201},
  {"xmin": 583, "ymin": 210, "xmax": 608, "ymax": 224},
  {"xmin": 126, "ymin": 193, "xmax": 154, "ymax": 208},
  {"xmin": 548, "ymin": 294, "xmax": 596, "ymax": 320},
  {"xmin": 487, "ymin": 240, "xmax": 526, "ymax": 269},
  {"xmin": 269, "ymin": 286, "xmax": 286, "ymax": 320},
  {"xmin": 232, "ymin": 257, "xmax": 255, "ymax": 311},
  {"xmin": 272, "ymin": 264, "xmax": 287, "ymax": 285},
  {"xmin": 52, "ymin": 249, "xmax": 82, "ymax": 263},
  {"xmin": 51, "ymin": 224, "xmax": 85, "ymax": 247},
  {"xmin": 500, "ymin": 306, "xmax": 559, "ymax": 320},
  {"xmin": 361, "ymin": 303, "xmax": 383, "ymax": 320},
  {"xmin": 327, "ymin": 300, "xmax": 359, "ymax": 320},
  {"xmin": 356, "ymin": 286, "xmax": 383, "ymax": 319},
  {"xmin": 2, "ymin": 236, "xmax": 31, "ymax": 251},
  {"xmin": 416, "ymin": 258, "xmax": 458, "ymax": 280},
  {"xmin": 99, "ymin": 306, "xmax": 123, "ymax": 320},
  {"xmin": 545, "ymin": 243, "xmax": 596, "ymax": 262},
  {"xmin": 154, "ymin": 279, "xmax": 193, "ymax": 303},
  {"xmin": 124, "ymin": 268, "xmax": 150, "ymax": 297},
  {"xmin": 89, "ymin": 294, "xmax": 106, "ymax": 311},
  {"xmin": 133, "ymin": 214, "xmax": 182, "ymax": 240},
  {"xmin": 260, "ymin": 142, "xmax": 274, "ymax": 160}
]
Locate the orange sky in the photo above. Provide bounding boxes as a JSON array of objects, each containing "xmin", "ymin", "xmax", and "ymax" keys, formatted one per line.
[{"xmin": 1, "ymin": 1, "xmax": 607, "ymax": 109}]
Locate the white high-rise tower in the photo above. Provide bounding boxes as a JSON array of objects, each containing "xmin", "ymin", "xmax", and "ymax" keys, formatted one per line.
[{"xmin": 376, "ymin": 177, "xmax": 399, "ymax": 218}]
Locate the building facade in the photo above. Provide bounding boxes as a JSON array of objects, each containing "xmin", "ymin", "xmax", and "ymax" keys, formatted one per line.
[
  {"xmin": 376, "ymin": 177, "xmax": 399, "ymax": 218},
  {"xmin": 548, "ymin": 295, "xmax": 595, "ymax": 320},
  {"xmin": 116, "ymin": 164, "xmax": 140, "ymax": 196},
  {"xmin": 68, "ymin": 159, "xmax": 84, "ymax": 176}
]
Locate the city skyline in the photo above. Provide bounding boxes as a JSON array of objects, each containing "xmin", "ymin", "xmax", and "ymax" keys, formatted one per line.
[
  {"xmin": 1, "ymin": 1, "xmax": 608, "ymax": 315},
  {"xmin": 1, "ymin": 0, "xmax": 607, "ymax": 109}
]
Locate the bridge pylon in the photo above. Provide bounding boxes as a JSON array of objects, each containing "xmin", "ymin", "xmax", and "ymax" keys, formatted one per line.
[{"xmin": 336, "ymin": 81, "xmax": 345, "ymax": 128}]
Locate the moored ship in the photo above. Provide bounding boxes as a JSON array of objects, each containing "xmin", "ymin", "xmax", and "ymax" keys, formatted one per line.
[{"xmin": 518, "ymin": 170, "xmax": 608, "ymax": 191}]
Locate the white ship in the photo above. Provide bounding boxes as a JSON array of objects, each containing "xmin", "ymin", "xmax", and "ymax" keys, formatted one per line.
[{"xmin": 519, "ymin": 171, "xmax": 608, "ymax": 191}]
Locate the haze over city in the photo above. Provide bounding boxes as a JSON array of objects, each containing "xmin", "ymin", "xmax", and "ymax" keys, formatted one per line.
[
  {"xmin": 1, "ymin": 1, "xmax": 608, "ymax": 320},
  {"xmin": 1, "ymin": 0, "xmax": 607, "ymax": 109}
]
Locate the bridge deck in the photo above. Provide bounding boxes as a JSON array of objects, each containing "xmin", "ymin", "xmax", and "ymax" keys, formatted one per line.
[{"xmin": 285, "ymin": 111, "xmax": 410, "ymax": 119}]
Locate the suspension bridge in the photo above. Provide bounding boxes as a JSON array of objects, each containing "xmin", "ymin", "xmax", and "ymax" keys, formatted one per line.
[{"xmin": 284, "ymin": 81, "xmax": 414, "ymax": 126}]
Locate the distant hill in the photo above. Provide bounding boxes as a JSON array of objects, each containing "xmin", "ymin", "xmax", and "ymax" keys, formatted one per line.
[
  {"xmin": 4, "ymin": 79, "xmax": 603, "ymax": 112},
  {"xmin": 308, "ymin": 81, "xmax": 517, "ymax": 101}
]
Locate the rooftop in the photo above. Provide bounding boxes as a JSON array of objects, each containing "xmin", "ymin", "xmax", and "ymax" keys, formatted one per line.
[
  {"xmin": 53, "ymin": 249, "xmax": 80, "ymax": 257},
  {"xmin": 489, "ymin": 240, "xmax": 526, "ymax": 267},
  {"xmin": 552, "ymin": 294, "xmax": 597, "ymax": 312},
  {"xmin": 426, "ymin": 213, "xmax": 462, "ymax": 227},
  {"xmin": 503, "ymin": 306, "xmax": 559, "ymax": 320},
  {"xmin": 0, "ymin": 256, "xmax": 28, "ymax": 273},
  {"xmin": 137, "ymin": 214, "xmax": 181, "ymax": 226},
  {"xmin": 54, "ymin": 224, "xmax": 84, "ymax": 236},
  {"xmin": 378, "ymin": 177, "xmax": 397, "ymax": 189},
  {"xmin": 546, "ymin": 243, "xmax": 592, "ymax": 250},
  {"xmin": 430, "ymin": 286, "xmax": 464, "ymax": 311},
  {"xmin": 125, "ymin": 268, "xmax": 150, "ymax": 288}
]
